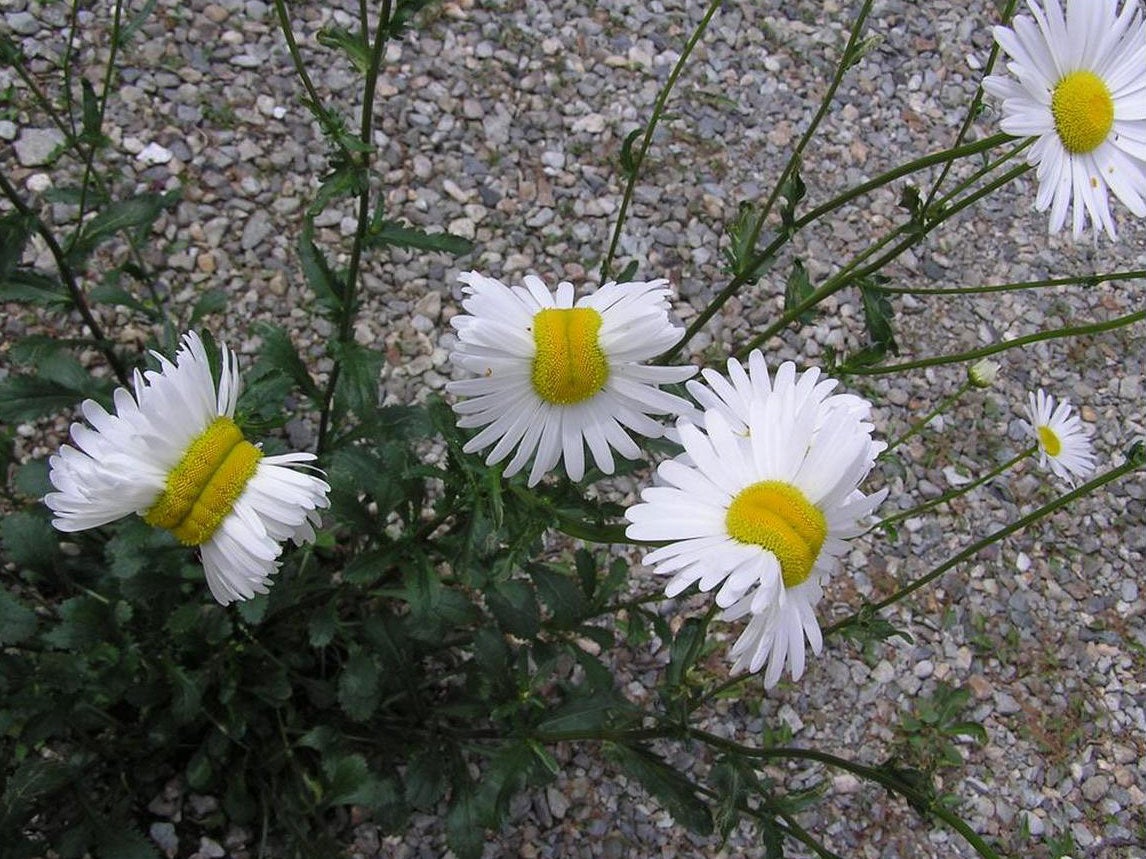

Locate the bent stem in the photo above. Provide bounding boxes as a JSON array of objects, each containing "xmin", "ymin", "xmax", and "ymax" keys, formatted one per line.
[
  {"xmin": 829, "ymin": 452, "xmax": 1144, "ymax": 632},
  {"xmin": 599, "ymin": 0, "xmax": 723, "ymax": 284}
]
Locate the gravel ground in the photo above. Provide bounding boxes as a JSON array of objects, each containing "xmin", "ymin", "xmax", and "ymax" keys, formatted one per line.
[{"xmin": 3, "ymin": 0, "xmax": 1145, "ymax": 857}]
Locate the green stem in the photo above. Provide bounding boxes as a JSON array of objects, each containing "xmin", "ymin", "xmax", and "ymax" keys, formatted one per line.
[
  {"xmin": 842, "ymin": 309, "xmax": 1145, "ymax": 376},
  {"xmin": 883, "ymin": 380, "xmax": 972, "ymax": 455},
  {"xmin": 828, "ymin": 452, "xmax": 1144, "ymax": 631},
  {"xmin": 599, "ymin": 0, "xmax": 723, "ymax": 283},
  {"xmin": 736, "ymin": 161, "xmax": 1031, "ymax": 359},
  {"xmin": 873, "ymin": 446, "xmax": 1035, "ymax": 533},
  {"xmin": 657, "ymin": 132, "xmax": 1012, "ymax": 363},
  {"xmin": 316, "ymin": 0, "xmax": 394, "ymax": 453},
  {"xmin": 741, "ymin": 0, "xmax": 875, "ymax": 254},
  {"xmin": 0, "ymin": 172, "xmax": 129, "ymax": 386},
  {"xmin": 875, "ymin": 268, "xmax": 1146, "ymax": 295}
]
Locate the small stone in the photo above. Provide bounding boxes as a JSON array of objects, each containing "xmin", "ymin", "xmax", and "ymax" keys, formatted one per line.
[
  {"xmin": 196, "ymin": 252, "xmax": 217, "ymax": 274},
  {"xmin": 202, "ymin": 3, "xmax": 229, "ymax": 22},
  {"xmin": 1020, "ymin": 810, "xmax": 1045, "ymax": 836},
  {"xmin": 871, "ymin": 660, "xmax": 895, "ymax": 684},
  {"xmin": 913, "ymin": 660, "xmax": 934, "ymax": 679},
  {"xmin": 14, "ymin": 128, "xmax": 65, "ymax": 167},
  {"xmin": 198, "ymin": 836, "xmax": 226, "ymax": 858},
  {"xmin": 572, "ymin": 113, "xmax": 606, "ymax": 134},
  {"xmin": 149, "ymin": 822, "xmax": 178, "ymax": 857},
  {"xmin": 545, "ymin": 786, "xmax": 570, "ymax": 820},
  {"xmin": 832, "ymin": 773, "xmax": 861, "ymax": 794},
  {"xmin": 25, "ymin": 173, "xmax": 52, "ymax": 193},
  {"xmin": 136, "ymin": 142, "xmax": 174, "ymax": 166},
  {"xmin": 448, "ymin": 217, "xmax": 476, "ymax": 240},
  {"xmin": 994, "ymin": 692, "xmax": 1021, "ymax": 715},
  {"xmin": 241, "ymin": 211, "xmax": 273, "ymax": 251},
  {"xmin": 967, "ymin": 674, "xmax": 992, "ymax": 698},
  {"xmin": 0, "ymin": 120, "xmax": 18, "ymax": 141},
  {"xmin": 1081, "ymin": 774, "xmax": 1110, "ymax": 802},
  {"xmin": 8, "ymin": 12, "xmax": 41, "ymax": 35}
]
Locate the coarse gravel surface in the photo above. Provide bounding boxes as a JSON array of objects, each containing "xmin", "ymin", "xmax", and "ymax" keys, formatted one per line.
[{"xmin": 2, "ymin": 0, "xmax": 1145, "ymax": 857}]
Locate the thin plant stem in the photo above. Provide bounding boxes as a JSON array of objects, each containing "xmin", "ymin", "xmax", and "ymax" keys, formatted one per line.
[
  {"xmin": 0, "ymin": 172, "xmax": 129, "ymax": 386},
  {"xmin": 827, "ymin": 452, "xmax": 1144, "ymax": 632},
  {"xmin": 842, "ymin": 309, "xmax": 1145, "ymax": 376},
  {"xmin": 658, "ymin": 132, "xmax": 1011, "ymax": 363},
  {"xmin": 875, "ymin": 268, "xmax": 1146, "ymax": 295},
  {"xmin": 599, "ymin": 0, "xmax": 723, "ymax": 283},
  {"xmin": 741, "ymin": 0, "xmax": 875, "ymax": 254},
  {"xmin": 315, "ymin": 0, "xmax": 395, "ymax": 453},
  {"xmin": 873, "ymin": 446, "xmax": 1036, "ymax": 534},
  {"xmin": 883, "ymin": 380, "xmax": 972, "ymax": 455}
]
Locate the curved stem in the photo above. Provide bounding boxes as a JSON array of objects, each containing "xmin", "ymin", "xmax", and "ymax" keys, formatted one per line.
[
  {"xmin": 828, "ymin": 452, "xmax": 1144, "ymax": 632},
  {"xmin": 599, "ymin": 0, "xmax": 723, "ymax": 283},
  {"xmin": 876, "ymin": 267, "xmax": 1146, "ymax": 295},
  {"xmin": 872, "ymin": 446, "xmax": 1035, "ymax": 534},
  {"xmin": 842, "ymin": 309, "xmax": 1145, "ymax": 376}
]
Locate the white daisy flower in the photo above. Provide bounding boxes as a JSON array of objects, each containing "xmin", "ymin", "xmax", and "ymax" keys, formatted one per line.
[
  {"xmin": 447, "ymin": 271, "xmax": 697, "ymax": 486},
  {"xmin": 983, "ymin": 0, "xmax": 1146, "ymax": 238},
  {"xmin": 45, "ymin": 332, "xmax": 330, "ymax": 605},
  {"xmin": 626, "ymin": 357, "xmax": 887, "ymax": 687},
  {"xmin": 1024, "ymin": 388, "xmax": 1096, "ymax": 485}
]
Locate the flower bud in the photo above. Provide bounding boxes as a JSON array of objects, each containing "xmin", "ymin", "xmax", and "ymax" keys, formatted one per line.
[{"xmin": 968, "ymin": 358, "xmax": 999, "ymax": 388}]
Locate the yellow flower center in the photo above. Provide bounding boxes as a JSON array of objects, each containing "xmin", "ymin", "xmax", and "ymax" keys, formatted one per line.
[
  {"xmin": 725, "ymin": 480, "xmax": 827, "ymax": 589},
  {"xmin": 530, "ymin": 307, "xmax": 609, "ymax": 405},
  {"xmin": 1037, "ymin": 425, "xmax": 1063, "ymax": 458},
  {"xmin": 144, "ymin": 416, "xmax": 262, "ymax": 546},
  {"xmin": 1051, "ymin": 70, "xmax": 1114, "ymax": 154}
]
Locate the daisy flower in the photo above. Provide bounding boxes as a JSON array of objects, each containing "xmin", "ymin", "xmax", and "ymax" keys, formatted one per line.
[
  {"xmin": 447, "ymin": 271, "xmax": 696, "ymax": 486},
  {"xmin": 982, "ymin": 0, "xmax": 1146, "ymax": 238},
  {"xmin": 45, "ymin": 332, "xmax": 330, "ymax": 605},
  {"xmin": 626, "ymin": 355, "xmax": 887, "ymax": 687},
  {"xmin": 1024, "ymin": 388, "xmax": 1096, "ymax": 485}
]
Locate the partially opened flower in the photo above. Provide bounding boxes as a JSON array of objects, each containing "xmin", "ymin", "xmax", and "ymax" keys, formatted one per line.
[
  {"xmin": 626, "ymin": 355, "xmax": 887, "ymax": 687},
  {"xmin": 447, "ymin": 271, "xmax": 696, "ymax": 486},
  {"xmin": 1024, "ymin": 388, "xmax": 1096, "ymax": 485},
  {"xmin": 45, "ymin": 332, "xmax": 330, "ymax": 605},
  {"xmin": 983, "ymin": 0, "xmax": 1146, "ymax": 238}
]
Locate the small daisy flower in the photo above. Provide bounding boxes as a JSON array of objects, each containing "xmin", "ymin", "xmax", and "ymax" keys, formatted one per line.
[
  {"xmin": 626, "ymin": 356, "xmax": 887, "ymax": 687},
  {"xmin": 447, "ymin": 271, "xmax": 696, "ymax": 486},
  {"xmin": 1024, "ymin": 388, "xmax": 1096, "ymax": 485},
  {"xmin": 983, "ymin": 0, "xmax": 1146, "ymax": 238},
  {"xmin": 45, "ymin": 332, "xmax": 330, "ymax": 605}
]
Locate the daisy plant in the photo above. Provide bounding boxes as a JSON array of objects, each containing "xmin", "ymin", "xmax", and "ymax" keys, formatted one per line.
[
  {"xmin": 626, "ymin": 354, "xmax": 888, "ymax": 687},
  {"xmin": 44, "ymin": 332, "xmax": 330, "ymax": 604},
  {"xmin": 984, "ymin": 0, "xmax": 1146, "ymax": 238},
  {"xmin": 447, "ymin": 271, "xmax": 697, "ymax": 486}
]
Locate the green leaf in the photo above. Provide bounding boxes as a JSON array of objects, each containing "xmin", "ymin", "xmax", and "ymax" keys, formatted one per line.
[
  {"xmin": 784, "ymin": 258, "xmax": 815, "ymax": 324},
  {"xmin": 308, "ymin": 600, "xmax": 338, "ymax": 647},
  {"xmin": 308, "ymin": 163, "xmax": 369, "ymax": 216},
  {"xmin": 251, "ymin": 323, "xmax": 322, "ymax": 401},
  {"xmin": 609, "ymin": 744, "xmax": 713, "ymax": 835},
  {"xmin": 405, "ymin": 747, "xmax": 448, "ymax": 809},
  {"xmin": 299, "ymin": 218, "xmax": 344, "ymax": 313},
  {"xmin": 615, "ymin": 259, "xmax": 639, "ymax": 283},
  {"xmin": 445, "ymin": 780, "xmax": 483, "ymax": 859},
  {"xmin": 332, "ymin": 340, "xmax": 382, "ymax": 420},
  {"xmin": 778, "ymin": 163, "xmax": 806, "ymax": 233},
  {"xmin": 711, "ymin": 757, "xmax": 758, "ymax": 843},
  {"xmin": 69, "ymin": 192, "xmax": 178, "ymax": 263},
  {"xmin": 0, "ymin": 511, "xmax": 59, "ymax": 570},
  {"xmin": 0, "ymin": 590, "xmax": 37, "ymax": 645},
  {"xmin": 337, "ymin": 648, "xmax": 381, "ymax": 721},
  {"xmin": 536, "ymin": 692, "xmax": 636, "ymax": 733},
  {"xmin": 389, "ymin": 0, "xmax": 435, "ymax": 36},
  {"xmin": 666, "ymin": 616, "xmax": 707, "ymax": 688},
  {"xmin": 0, "ymin": 375, "xmax": 84, "ymax": 422},
  {"xmin": 316, "ymin": 26, "xmax": 372, "ymax": 74},
  {"xmin": 619, "ymin": 126, "xmax": 644, "ymax": 178},
  {"xmin": 80, "ymin": 80, "xmax": 102, "ymax": 143},
  {"xmin": 117, "ymin": 0, "xmax": 158, "ymax": 46},
  {"xmin": 88, "ymin": 281, "xmax": 156, "ymax": 317},
  {"xmin": 168, "ymin": 665, "xmax": 204, "ymax": 723},
  {"xmin": 531, "ymin": 564, "xmax": 586, "ymax": 629},
  {"xmin": 486, "ymin": 579, "xmax": 540, "ymax": 639},
  {"xmin": 189, "ymin": 287, "xmax": 227, "ymax": 324},
  {"xmin": 858, "ymin": 276, "xmax": 899, "ymax": 361},
  {"xmin": 0, "ymin": 270, "xmax": 70, "ymax": 307},
  {"xmin": 368, "ymin": 220, "xmax": 475, "ymax": 256},
  {"xmin": 43, "ymin": 596, "xmax": 116, "ymax": 649}
]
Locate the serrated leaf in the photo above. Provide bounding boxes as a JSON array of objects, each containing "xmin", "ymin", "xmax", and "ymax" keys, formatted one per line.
[
  {"xmin": 251, "ymin": 323, "xmax": 322, "ymax": 401},
  {"xmin": 317, "ymin": 26, "xmax": 371, "ymax": 74},
  {"xmin": 69, "ymin": 192, "xmax": 176, "ymax": 263},
  {"xmin": 0, "ymin": 270, "xmax": 71, "ymax": 307},
  {"xmin": 80, "ymin": 79, "xmax": 102, "ymax": 143},
  {"xmin": 445, "ymin": 781, "xmax": 483, "ymax": 859},
  {"xmin": 332, "ymin": 340, "xmax": 382, "ymax": 420},
  {"xmin": 308, "ymin": 163, "xmax": 369, "ymax": 216},
  {"xmin": 859, "ymin": 276, "xmax": 899, "ymax": 359},
  {"xmin": 486, "ymin": 579, "xmax": 540, "ymax": 639},
  {"xmin": 189, "ymin": 287, "xmax": 227, "ymax": 324},
  {"xmin": 168, "ymin": 665, "xmax": 204, "ymax": 723},
  {"xmin": 405, "ymin": 747, "xmax": 448, "ymax": 809},
  {"xmin": 389, "ymin": 0, "xmax": 434, "ymax": 36},
  {"xmin": 88, "ymin": 281, "xmax": 156, "ymax": 317},
  {"xmin": 536, "ymin": 691, "xmax": 635, "ymax": 733},
  {"xmin": 0, "ymin": 375, "xmax": 84, "ymax": 422},
  {"xmin": 308, "ymin": 600, "xmax": 338, "ymax": 647},
  {"xmin": 368, "ymin": 220, "xmax": 474, "ymax": 256},
  {"xmin": 337, "ymin": 649, "xmax": 381, "ymax": 721},
  {"xmin": 609, "ymin": 744, "xmax": 712, "ymax": 835},
  {"xmin": 784, "ymin": 258, "xmax": 815, "ymax": 324},
  {"xmin": 779, "ymin": 163, "xmax": 806, "ymax": 233},
  {"xmin": 619, "ymin": 126, "xmax": 644, "ymax": 178},
  {"xmin": 0, "ymin": 590, "xmax": 36, "ymax": 645},
  {"xmin": 299, "ymin": 218, "xmax": 344, "ymax": 313},
  {"xmin": 43, "ymin": 596, "xmax": 115, "ymax": 649},
  {"xmin": 666, "ymin": 616, "xmax": 707, "ymax": 687},
  {"xmin": 531, "ymin": 565, "xmax": 586, "ymax": 629},
  {"xmin": 0, "ymin": 212, "xmax": 34, "ymax": 279},
  {"xmin": 0, "ymin": 511, "xmax": 59, "ymax": 570}
]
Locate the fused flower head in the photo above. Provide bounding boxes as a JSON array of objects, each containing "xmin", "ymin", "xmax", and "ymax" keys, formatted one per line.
[
  {"xmin": 447, "ymin": 271, "xmax": 696, "ymax": 486},
  {"xmin": 968, "ymin": 358, "xmax": 1001, "ymax": 388},
  {"xmin": 983, "ymin": 0, "xmax": 1146, "ymax": 238},
  {"xmin": 626, "ymin": 354, "xmax": 887, "ymax": 687},
  {"xmin": 1024, "ymin": 388, "xmax": 1096, "ymax": 485},
  {"xmin": 45, "ymin": 332, "xmax": 330, "ymax": 605}
]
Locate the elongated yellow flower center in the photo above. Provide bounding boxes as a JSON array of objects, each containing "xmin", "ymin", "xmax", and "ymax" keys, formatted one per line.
[
  {"xmin": 1051, "ymin": 70, "xmax": 1114, "ymax": 154},
  {"xmin": 530, "ymin": 307, "xmax": 609, "ymax": 405},
  {"xmin": 144, "ymin": 416, "xmax": 262, "ymax": 546},
  {"xmin": 725, "ymin": 480, "xmax": 827, "ymax": 589},
  {"xmin": 1037, "ymin": 425, "xmax": 1063, "ymax": 458}
]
